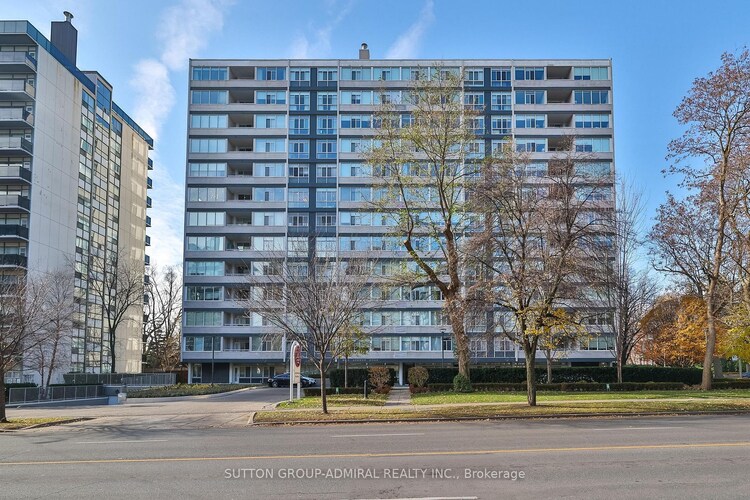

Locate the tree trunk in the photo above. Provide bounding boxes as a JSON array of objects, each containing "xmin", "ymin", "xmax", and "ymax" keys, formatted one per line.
[
  {"xmin": 344, "ymin": 356, "xmax": 348, "ymax": 388},
  {"xmin": 525, "ymin": 348, "xmax": 537, "ymax": 406},
  {"xmin": 319, "ymin": 365, "xmax": 328, "ymax": 414},
  {"xmin": 546, "ymin": 353, "xmax": 553, "ymax": 384},
  {"xmin": 616, "ymin": 359, "xmax": 623, "ymax": 384},
  {"xmin": 0, "ymin": 368, "xmax": 6, "ymax": 423},
  {"xmin": 702, "ymin": 309, "xmax": 717, "ymax": 390},
  {"xmin": 448, "ymin": 301, "xmax": 470, "ymax": 379}
]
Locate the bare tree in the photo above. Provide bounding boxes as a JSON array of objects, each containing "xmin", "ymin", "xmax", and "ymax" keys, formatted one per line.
[
  {"xmin": 143, "ymin": 265, "xmax": 183, "ymax": 372},
  {"xmin": 88, "ymin": 249, "xmax": 144, "ymax": 373},
  {"xmin": 600, "ymin": 178, "xmax": 658, "ymax": 382},
  {"xmin": 239, "ymin": 257, "xmax": 375, "ymax": 413},
  {"xmin": 365, "ymin": 67, "xmax": 479, "ymax": 379},
  {"xmin": 27, "ymin": 270, "xmax": 76, "ymax": 391},
  {"xmin": 468, "ymin": 139, "xmax": 612, "ymax": 405},
  {"xmin": 0, "ymin": 274, "xmax": 49, "ymax": 422},
  {"xmin": 653, "ymin": 48, "xmax": 750, "ymax": 389}
]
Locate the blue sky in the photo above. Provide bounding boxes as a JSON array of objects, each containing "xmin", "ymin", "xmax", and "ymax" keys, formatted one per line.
[{"xmin": 3, "ymin": 0, "xmax": 749, "ymax": 267}]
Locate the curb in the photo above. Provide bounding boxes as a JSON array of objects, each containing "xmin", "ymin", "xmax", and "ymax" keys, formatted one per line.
[
  {"xmin": 251, "ymin": 409, "xmax": 750, "ymax": 426},
  {"xmin": 0, "ymin": 417, "xmax": 90, "ymax": 432}
]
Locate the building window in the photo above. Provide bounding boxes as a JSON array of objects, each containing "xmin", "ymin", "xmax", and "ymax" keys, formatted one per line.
[
  {"xmin": 188, "ymin": 163, "xmax": 227, "ymax": 177},
  {"xmin": 187, "ymin": 212, "xmax": 225, "ymax": 226},
  {"xmin": 490, "ymin": 92, "xmax": 512, "ymax": 111},
  {"xmin": 190, "ymin": 114, "xmax": 228, "ymax": 128},
  {"xmin": 288, "ymin": 164, "xmax": 309, "ymax": 180},
  {"xmin": 574, "ymin": 114, "xmax": 610, "ymax": 128},
  {"xmin": 254, "ymin": 138, "xmax": 285, "ymax": 153},
  {"xmin": 341, "ymin": 91, "xmax": 373, "ymax": 105},
  {"xmin": 290, "ymin": 92, "xmax": 310, "ymax": 111},
  {"xmin": 290, "ymin": 116, "xmax": 310, "ymax": 134},
  {"xmin": 341, "ymin": 67, "xmax": 372, "ymax": 80},
  {"xmin": 288, "ymin": 213, "xmax": 309, "ymax": 227},
  {"xmin": 316, "ymin": 213, "xmax": 336, "ymax": 226},
  {"xmin": 464, "ymin": 93, "xmax": 484, "ymax": 110},
  {"xmin": 317, "ymin": 68, "xmax": 338, "ymax": 82},
  {"xmin": 515, "ymin": 114, "xmax": 546, "ymax": 129},
  {"xmin": 190, "ymin": 91, "xmax": 228, "ymax": 104},
  {"xmin": 288, "ymin": 188, "xmax": 310, "ymax": 208},
  {"xmin": 575, "ymin": 138, "xmax": 611, "ymax": 153},
  {"xmin": 316, "ymin": 188, "xmax": 337, "ymax": 208},
  {"xmin": 189, "ymin": 139, "xmax": 227, "ymax": 153},
  {"xmin": 186, "ymin": 261, "xmax": 224, "ymax": 276},
  {"xmin": 191, "ymin": 66, "xmax": 228, "ymax": 81},
  {"xmin": 315, "ymin": 237, "xmax": 337, "ymax": 257},
  {"xmin": 256, "ymin": 67, "xmax": 286, "ymax": 81},
  {"xmin": 515, "ymin": 66, "xmax": 545, "ymax": 81},
  {"xmin": 287, "ymin": 237, "xmax": 308, "ymax": 257},
  {"xmin": 491, "ymin": 116, "xmax": 511, "ymax": 135},
  {"xmin": 255, "ymin": 114, "xmax": 286, "ymax": 128},
  {"xmin": 289, "ymin": 140, "xmax": 310, "ymax": 159},
  {"xmin": 574, "ymin": 67, "xmax": 609, "ymax": 80},
  {"xmin": 316, "ymin": 140, "xmax": 337, "ymax": 159},
  {"xmin": 317, "ymin": 116, "xmax": 337, "ymax": 135},
  {"xmin": 574, "ymin": 90, "xmax": 609, "ymax": 105},
  {"xmin": 187, "ymin": 236, "xmax": 224, "ymax": 251},
  {"xmin": 464, "ymin": 68, "xmax": 484, "ymax": 86},
  {"xmin": 290, "ymin": 67, "xmax": 310, "ymax": 82},
  {"xmin": 515, "ymin": 139, "xmax": 547, "ymax": 153},
  {"xmin": 255, "ymin": 91, "xmax": 286, "ymax": 105},
  {"xmin": 490, "ymin": 68, "xmax": 511, "ymax": 87},
  {"xmin": 317, "ymin": 92, "xmax": 337, "ymax": 111},
  {"xmin": 316, "ymin": 164, "xmax": 336, "ymax": 181},
  {"xmin": 515, "ymin": 90, "xmax": 545, "ymax": 105},
  {"xmin": 253, "ymin": 163, "xmax": 284, "ymax": 176},
  {"xmin": 184, "ymin": 335, "xmax": 219, "ymax": 350},
  {"xmin": 186, "ymin": 286, "xmax": 223, "ymax": 301},
  {"xmin": 341, "ymin": 114, "xmax": 372, "ymax": 129},
  {"xmin": 184, "ymin": 311, "xmax": 222, "ymax": 326}
]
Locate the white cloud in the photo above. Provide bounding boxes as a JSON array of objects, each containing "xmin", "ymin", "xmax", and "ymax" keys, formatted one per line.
[
  {"xmin": 385, "ymin": 0, "xmax": 435, "ymax": 59},
  {"xmin": 287, "ymin": 0, "xmax": 354, "ymax": 58},
  {"xmin": 158, "ymin": 0, "xmax": 232, "ymax": 71},
  {"xmin": 129, "ymin": 59, "xmax": 175, "ymax": 142},
  {"xmin": 128, "ymin": 0, "xmax": 233, "ymax": 267}
]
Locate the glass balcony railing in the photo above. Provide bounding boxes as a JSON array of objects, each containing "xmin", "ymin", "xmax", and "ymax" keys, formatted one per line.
[
  {"xmin": 0, "ymin": 137, "xmax": 33, "ymax": 155},
  {"xmin": 0, "ymin": 254, "xmax": 27, "ymax": 267},
  {"xmin": 0, "ymin": 195, "xmax": 31, "ymax": 210},
  {"xmin": 0, "ymin": 224, "xmax": 29, "ymax": 238}
]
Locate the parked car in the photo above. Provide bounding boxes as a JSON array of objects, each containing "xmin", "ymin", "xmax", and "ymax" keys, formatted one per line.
[{"xmin": 267, "ymin": 373, "xmax": 317, "ymax": 388}]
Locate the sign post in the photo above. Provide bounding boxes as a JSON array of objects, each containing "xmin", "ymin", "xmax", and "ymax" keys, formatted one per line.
[
  {"xmin": 293, "ymin": 342, "xmax": 302, "ymax": 400},
  {"xmin": 290, "ymin": 341, "xmax": 301, "ymax": 401}
]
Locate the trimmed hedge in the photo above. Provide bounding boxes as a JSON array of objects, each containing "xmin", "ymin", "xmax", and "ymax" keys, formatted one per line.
[
  {"xmin": 425, "ymin": 366, "xmax": 703, "ymax": 385},
  {"xmin": 303, "ymin": 387, "xmax": 384, "ymax": 397},
  {"xmin": 426, "ymin": 381, "xmax": 686, "ymax": 392},
  {"xmin": 329, "ymin": 368, "xmax": 397, "ymax": 388},
  {"xmin": 3, "ymin": 382, "xmax": 37, "ymax": 400},
  {"xmin": 712, "ymin": 380, "xmax": 750, "ymax": 389}
]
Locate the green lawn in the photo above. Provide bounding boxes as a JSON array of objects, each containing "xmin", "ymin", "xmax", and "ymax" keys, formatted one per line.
[
  {"xmin": 276, "ymin": 393, "xmax": 388, "ymax": 409},
  {"xmin": 0, "ymin": 417, "xmax": 77, "ymax": 430},
  {"xmin": 255, "ymin": 398, "xmax": 750, "ymax": 424},
  {"xmin": 411, "ymin": 389, "xmax": 750, "ymax": 405},
  {"xmin": 127, "ymin": 384, "xmax": 255, "ymax": 398}
]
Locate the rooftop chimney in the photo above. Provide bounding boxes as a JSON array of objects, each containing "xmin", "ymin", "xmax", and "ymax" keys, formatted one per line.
[
  {"xmin": 359, "ymin": 42, "xmax": 370, "ymax": 60},
  {"xmin": 51, "ymin": 11, "xmax": 78, "ymax": 66}
]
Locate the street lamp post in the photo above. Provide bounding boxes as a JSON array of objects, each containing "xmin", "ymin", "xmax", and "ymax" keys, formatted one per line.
[{"xmin": 211, "ymin": 336, "xmax": 216, "ymax": 386}]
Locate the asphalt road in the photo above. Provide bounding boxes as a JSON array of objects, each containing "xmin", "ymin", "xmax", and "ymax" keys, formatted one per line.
[{"xmin": 3, "ymin": 396, "xmax": 750, "ymax": 500}]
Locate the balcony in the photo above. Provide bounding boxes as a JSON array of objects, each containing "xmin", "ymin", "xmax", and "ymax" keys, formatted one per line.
[
  {"xmin": 0, "ymin": 52, "xmax": 36, "ymax": 72},
  {"xmin": 0, "ymin": 195, "xmax": 30, "ymax": 211},
  {"xmin": 144, "ymin": 254, "xmax": 151, "ymax": 266},
  {"xmin": 145, "ymin": 215, "xmax": 151, "ymax": 227},
  {"xmin": 0, "ymin": 80, "xmax": 35, "ymax": 101},
  {"xmin": 147, "ymin": 177, "xmax": 153, "ymax": 189},
  {"xmin": 0, "ymin": 137, "xmax": 33, "ymax": 156},
  {"xmin": 0, "ymin": 166, "xmax": 31, "ymax": 182},
  {"xmin": 145, "ymin": 235, "xmax": 151, "ymax": 246},
  {"xmin": 146, "ymin": 196, "xmax": 152, "ymax": 208},
  {"xmin": 0, "ymin": 254, "xmax": 27, "ymax": 267},
  {"xmin": 147, "ymin": 158, "xmax": 153, "ymax": 170},
  {"xmin": 0, "ymin": 108, "xmax": 33, "ymax": 128},
  {"xmin": 0, "ymin": 224, "xmax": 29, "ymax": 238}
]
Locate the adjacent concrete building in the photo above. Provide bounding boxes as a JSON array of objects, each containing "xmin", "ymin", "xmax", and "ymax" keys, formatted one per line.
[
  {"xmin": 1, "ymin": 15, "xmax": 153, "ymax": 383},
  {"xmin": 183, "ymin": 49, "xmax": 615, "ymax": 384}
]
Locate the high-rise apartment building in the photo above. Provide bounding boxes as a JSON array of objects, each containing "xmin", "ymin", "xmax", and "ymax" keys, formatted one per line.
[
  {"xmin": 183, "ymin": 49, "xmax": 615, "ymax": 384},
  {"xmin": 0, "ymin": 15, "xmax": 153, "ymax": 383}
]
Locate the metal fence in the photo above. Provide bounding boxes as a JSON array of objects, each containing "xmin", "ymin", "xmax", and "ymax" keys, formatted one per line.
[
  {"xmin": 62, "ymin": 373, "xmax": 176, "ymax": 387},
  {"xmin": 7, "ymin": 385, "xmax": 104, "ymax": 404}
]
